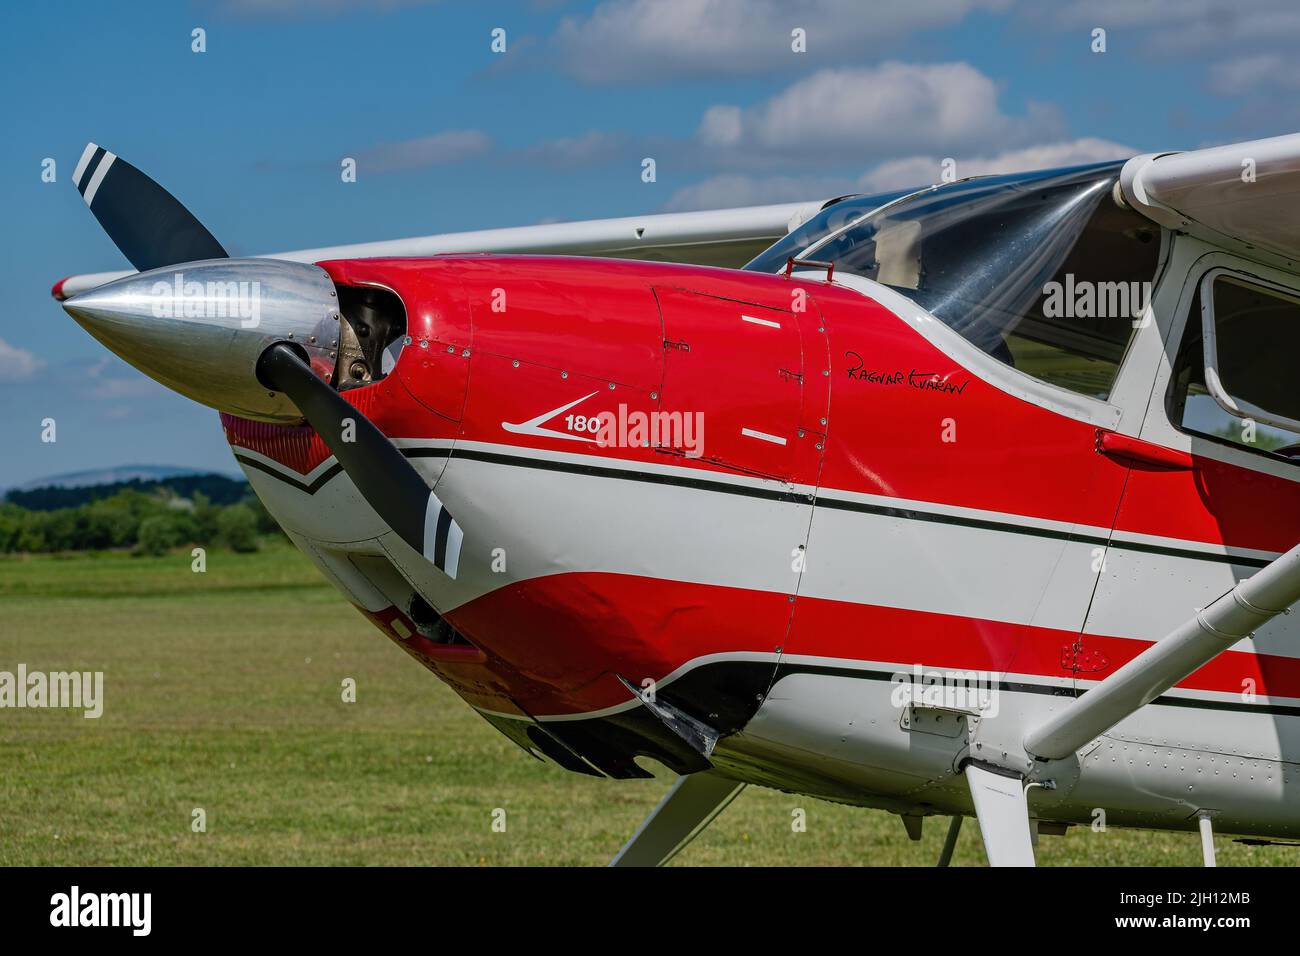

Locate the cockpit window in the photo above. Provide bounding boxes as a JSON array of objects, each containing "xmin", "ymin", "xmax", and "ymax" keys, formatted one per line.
[{"xmin": 788, "ymin": 162, "xmax": 1160, "ymax": 400}]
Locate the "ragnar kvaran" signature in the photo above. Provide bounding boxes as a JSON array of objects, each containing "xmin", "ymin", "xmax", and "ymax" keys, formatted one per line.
[{"xmin": 844, "ymin": 351, "xmax": 970, "ymax": 396}]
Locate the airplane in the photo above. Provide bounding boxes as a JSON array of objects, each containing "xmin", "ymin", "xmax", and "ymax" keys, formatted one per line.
[{"xmin": 51, "ymin": 132, "xmax": 1300, "ymax": 867}]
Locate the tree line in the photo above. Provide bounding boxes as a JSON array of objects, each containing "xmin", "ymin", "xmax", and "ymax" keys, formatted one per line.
[
  {"xmin": 6, "ymin": 472, "xmax": 250, "ymax": 511},
  {"xmin": 0, "ymin": 489, "xmax": 283, "ymax": 556}
]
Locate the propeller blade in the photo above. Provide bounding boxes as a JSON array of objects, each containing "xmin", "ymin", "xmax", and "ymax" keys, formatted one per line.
[
  {"xmin": 72, "ymin": 142, "xmax": 228, "ymax": 272},
  {"xmin": 256, "ymin": 344, "xmax": 463, "ymax": 578}
]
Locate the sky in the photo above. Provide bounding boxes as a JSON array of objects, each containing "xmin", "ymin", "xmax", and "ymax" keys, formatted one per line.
[{"xmin": 1, "ymin": 0, "xmax": 1297, "ymax": 488}]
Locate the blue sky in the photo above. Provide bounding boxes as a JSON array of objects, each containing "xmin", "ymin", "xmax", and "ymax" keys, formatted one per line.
[{"xmin": 2, "ymin": 0, "xmax": 1296, "ymax": 487}]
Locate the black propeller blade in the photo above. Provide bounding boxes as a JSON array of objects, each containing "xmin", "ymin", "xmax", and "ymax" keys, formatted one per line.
[
  {"xmin": 256, "ymin": 344, "xmax": 463, "ymax": 578},
  {"xmin": 72, "ymin": 142, "xmax": 228, "ymax": 271}
]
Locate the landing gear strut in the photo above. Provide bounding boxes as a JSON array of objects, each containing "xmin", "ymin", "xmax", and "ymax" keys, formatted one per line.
[
  {"xmin": 609, "ymin": 770, "xmax": 746, "ymax": 867},
  {"xmin": 965, "ymin": 763, "xmax": 1036, "ymax": 867},
  {"xmin": 936, "ymin": 815, "xmax": 963, "ymax": 867}
]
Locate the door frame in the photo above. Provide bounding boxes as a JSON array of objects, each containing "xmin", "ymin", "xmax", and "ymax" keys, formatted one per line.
[{"xmin": 1135, "ymin": 238, "xmax": 1300, "ymax": 488}]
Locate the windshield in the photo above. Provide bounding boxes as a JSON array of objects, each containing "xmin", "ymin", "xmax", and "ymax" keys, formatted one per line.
[
  {"xmin": 744, "ymin": 188, "xmax": 915, "ymax": 274},
  {"xmin": 778, "ymin": 162, "xmax": 1159, "ymax": 399}
]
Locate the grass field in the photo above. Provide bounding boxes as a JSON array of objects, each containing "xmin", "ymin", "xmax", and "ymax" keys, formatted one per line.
[{"xmin": 0, "ymin": 542, "xmax": 1291, "ymax": 866}]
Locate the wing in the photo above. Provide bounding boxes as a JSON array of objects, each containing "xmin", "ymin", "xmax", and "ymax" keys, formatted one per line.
[
  {"xmin": 52, "ymin": 200, "xmax": 832, "ymax": 300},
  {"xmin": 1119, "ymin": 132, "xmax": 1300, "ymax": 261}
]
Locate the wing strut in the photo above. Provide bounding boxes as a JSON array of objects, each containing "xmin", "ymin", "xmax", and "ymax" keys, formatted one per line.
[{"xmin": 609, "ymin": 770, "xmax": 745, "ymax": 867}]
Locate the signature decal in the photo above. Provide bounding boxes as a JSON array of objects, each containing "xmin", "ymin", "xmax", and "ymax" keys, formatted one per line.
[{"xmin": 845, "ymin": 351, "xmax": 970, "ymax": 396}]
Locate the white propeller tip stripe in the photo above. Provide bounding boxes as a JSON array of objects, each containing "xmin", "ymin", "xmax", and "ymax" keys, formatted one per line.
[
  {"xmin": 443, "ymin": 520, "xmax": 464, "ymax": 580},
  {"xmin": 72, "ymin": 142, "xmax": 99, "ymax": 188},
  {"xmin": 82, "ymin": 152, "xmax": 116, "ymax": 207},
  {"xmin": 422, "ymin": 492, "xmax": 463, "ymax": 579}
]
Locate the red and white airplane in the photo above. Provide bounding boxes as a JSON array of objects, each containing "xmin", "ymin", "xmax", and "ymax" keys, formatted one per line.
[{"xmin": 53, "ymin": 134, "xmax": 1300, "ymax": 866}]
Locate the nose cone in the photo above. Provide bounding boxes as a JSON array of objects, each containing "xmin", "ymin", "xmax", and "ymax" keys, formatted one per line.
[{"xmin": 63, "ymin": 258, "xmax": 341, "ymax": 422}]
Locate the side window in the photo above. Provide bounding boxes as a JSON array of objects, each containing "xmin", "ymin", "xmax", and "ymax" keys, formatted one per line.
[{"xmin": 1168, "ymin": 276, "xmax": 1300, "ymax": 461}]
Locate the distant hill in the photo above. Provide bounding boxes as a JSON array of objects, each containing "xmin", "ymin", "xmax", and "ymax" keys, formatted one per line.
[
  {"xmin": 5, "ymin": 466, "xmax": 249, "ymax": 511},
  {"xmin": 8, "ymin": 465, "xmax": 236, "ymax": 492}
]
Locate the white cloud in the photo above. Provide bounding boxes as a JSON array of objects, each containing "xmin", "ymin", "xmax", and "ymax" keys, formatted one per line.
[
  {"xmin": 1029, "ymin": 1, "xmax": 1300, "ymax": 100},
  {"xmin": 82, "ymin": 356, "xmax": 164, "ymax": 402},
  {"xmin": 1207, "ymin": 54, "xmax": 1300, "ymax": 96},
  {"xmin": 549, "ymin": 0, "xmax": 1012, "ymax": 83},
  {"xmin": 663, "ymin": 173, "xmax": 854, "ymax": 211},
  {"xmin": 662, "ymin": 137, "xmax": 1136, "ymax": 211},
  {"xmin": 217, "ymin": 0, "xmax": 437, "ymax": 17},
  {"xmin": 518, "ymin": 131, "xmax": 629, "ymax": 168},
  {"xmin": 1036, "ymin": 0, "xmax": 1300, "ymax": 42},
  {"xmin": 0, "ymin": 338, "xmax": 44, "ymax": 381},
  {"xmin": 359, "ymin": 130, "xmax": 493, "ymax": 173},
  {"xmin": 348, "ymin": 129, "xmax": 631, "ymax": 176},
  {"xmin": 695, "ymin": 62, "xmax": 1063, "ymax": 165},
  {"xmin": 857, "ymin": 137, "xmax": 1135, "ymax": 191},
  {"xmin": 429, "ymin": 60, "xmax": 1061, "ymax": 181}
]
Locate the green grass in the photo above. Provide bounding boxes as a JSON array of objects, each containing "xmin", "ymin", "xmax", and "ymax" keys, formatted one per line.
[{"xmin": 0, "ymin": 543, "xmax": 1291, "ymax": 866}]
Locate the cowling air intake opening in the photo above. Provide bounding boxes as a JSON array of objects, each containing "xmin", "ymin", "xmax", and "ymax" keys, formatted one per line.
[{"xmin": 333, "ymin": 283, "xmax": 407, "ymax": 390}]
